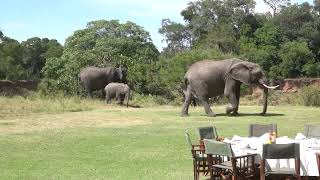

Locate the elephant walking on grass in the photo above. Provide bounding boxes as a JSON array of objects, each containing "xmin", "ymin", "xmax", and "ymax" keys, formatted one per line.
[
  {"xmin": 181, "ymin": 58, "xmax": 279, "ymax": 117},
  {"xmin": 104, "ymin": 83, "xmax": 130, "ymax": 107},
  {"xmin": 78, "ymin": 66, "xmax": 127, "ymax": 98}
]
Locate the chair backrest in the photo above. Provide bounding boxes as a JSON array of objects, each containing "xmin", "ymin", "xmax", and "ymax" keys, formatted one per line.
[
  {"xmin": 249, "ymin": 124, "xmax": 277, "ymax": 137},
  {"xmin": 262, "ymin": 143, "xmax": 300, "ymax": 159},
  {"xmin": 304, "ymin": 125, "xmax": 320, "ymax": 139},
  {"xmin": 203, "ymin": 139, "xmax": 233, "ymax": 157},
  {"xmin": 198, "ymin": 126, "xmax": 217, "ymax": 140},
  {"xmin": 185, "ymin": 132, "xmax": 193, "ymax": 149}
]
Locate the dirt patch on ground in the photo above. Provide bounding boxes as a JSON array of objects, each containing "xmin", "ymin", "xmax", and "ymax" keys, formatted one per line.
[{"xmin": 0, "ymin": 107, "xmax": 150, "ymax": 135}]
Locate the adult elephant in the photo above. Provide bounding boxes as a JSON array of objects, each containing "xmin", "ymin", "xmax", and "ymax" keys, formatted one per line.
[
  {"xmin": 79, "ymin": 66, "xmax": 127, "ymax": 98},
  {"xmin": 104, "ymin": 83, "xmax": 130, "ymax": 107},
  {"xmin": 181, "ymin": 58, "xmax": 279, "ymax": 117}
]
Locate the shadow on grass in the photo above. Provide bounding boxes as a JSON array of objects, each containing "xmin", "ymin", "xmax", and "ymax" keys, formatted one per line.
[
  {"xmin": 199, "ymin": 113, "xmax": 285, "ymax": 117},
  {"xmin": 127, "ymin": 104, "xmax": 142, "ymax": 108}
]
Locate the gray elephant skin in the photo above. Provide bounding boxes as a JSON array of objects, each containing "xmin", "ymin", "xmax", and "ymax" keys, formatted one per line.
[
  {"xmin": 104, "ymin": 82, "xmax": 130, "ymax": 107},
  {"xmin": 181, "ymin": 58, "xmax": 278, "ymax": 117},
  {"xmin": 79, "ymin": 66, "xmax": 127, "ymax": 98}
]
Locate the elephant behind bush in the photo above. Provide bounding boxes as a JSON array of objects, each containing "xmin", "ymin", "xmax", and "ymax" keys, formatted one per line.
[{"xmin": 79, "ymin": 66, "xmax": 127, "ymax": 98}]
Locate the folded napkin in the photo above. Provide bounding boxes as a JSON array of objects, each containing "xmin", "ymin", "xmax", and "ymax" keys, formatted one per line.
[{"xmin": 295, "ymin": 133, "xmax": 306, "ymax": 140}]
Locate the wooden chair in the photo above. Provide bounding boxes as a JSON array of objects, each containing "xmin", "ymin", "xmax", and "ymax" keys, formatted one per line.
[
  {"xmin": 198, "ymin": 126, "xmax": 218, "ymax": 140},
  {"xmin": 185, "ymin": 133, "xmax": 208, "ymax": 180},
  {"xmin": 203, "ymin": 139, "xmax": 257, "ymax": 180},
  {"xmin": 316, "ymin": 152, "xmax": 320, "ymax": 178},
  {"xmin": 249, "ymin": 124, "xmax": 277, "ymax": 137},
  {"xmin": 260, "ymin": 143, "xmax": 301, "ymax": 180},
  {"xmin": 304, "ymin": 125, "xmax": 320, "ymax": 139}
]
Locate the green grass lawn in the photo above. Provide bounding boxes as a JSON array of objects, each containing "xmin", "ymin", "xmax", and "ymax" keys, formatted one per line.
[{"xmin": 0, "ymin": 98, "xmax": 319, "ymax": 179}]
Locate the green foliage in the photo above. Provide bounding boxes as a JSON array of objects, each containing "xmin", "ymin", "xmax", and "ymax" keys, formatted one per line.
[
  {"xmin": 277, "ymin": 41, "xmax": 315, "ymax": 78},
  {"xmin": 303, "ymin": 62, "xmax": 320, "ymax": 77},
  {"xmin": 0, "ymin": 32, "xmax": 63, "ymax": 80},
  {"xmin": 195, "ymin": 23, "xmax": 239, "ymax": 53},
  {"xmin": 299, "ymin": 85, "xmax": 320, "ymax": 106},
  {"xmin": 158, "ymin": 19, "xmax": 191, "ymax": 57},
  {"xmin": 161, "ymin": 0, "xmax": 320, "ymax": 84},
  {"xmin": 179, "ymin": 0, "xmax": 256, "ymax": 49},
  {"xmin": 0, "ymin": 38, "xmax": 27, "ymax": 79},
  {"xmin": 41, "ymin": 20, "xmax": 159, "ymax": 95}
]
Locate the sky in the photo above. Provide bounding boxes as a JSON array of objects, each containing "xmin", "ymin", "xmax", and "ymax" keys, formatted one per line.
[{"xmin": 0, "ymin": 0, "xmax": 313, "ymax": 51}]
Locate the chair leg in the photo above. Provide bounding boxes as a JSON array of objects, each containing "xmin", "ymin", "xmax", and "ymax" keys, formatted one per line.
[
  {"xmin": 193, "ymin": 162, "xmax": 196, "ymax": 180},
  {"xmin": 260, "ymin": 159, "xmax": 266, "ymax": 180}
]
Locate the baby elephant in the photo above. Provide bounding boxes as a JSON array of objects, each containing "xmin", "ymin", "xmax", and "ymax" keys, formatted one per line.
[{"xmin": 104, "ymin": 83, "xmax": 130, "ymax": 107}]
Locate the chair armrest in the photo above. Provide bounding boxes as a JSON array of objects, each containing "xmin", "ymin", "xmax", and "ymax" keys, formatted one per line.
[
  {"xmin": 192, "ymin": 149, "xmax": 206, "ymax": 154},
  {"xmin": 192, "ymin": 144, "xmax": 201, "ymax": 148}
]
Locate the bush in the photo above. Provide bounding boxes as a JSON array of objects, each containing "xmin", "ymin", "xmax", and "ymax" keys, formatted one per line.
[{"xmin": 299, "ymin": 85, "xmax": 320, "ymax": 107}]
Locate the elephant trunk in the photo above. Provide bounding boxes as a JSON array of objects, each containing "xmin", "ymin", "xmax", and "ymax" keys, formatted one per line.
[
  {"xmin": 261, "ymin": 87, "xmax": 268, "ymax": 115},
  {"xmin": 126, "ymin": 89, "xmax": 130, "ymax": 108}
]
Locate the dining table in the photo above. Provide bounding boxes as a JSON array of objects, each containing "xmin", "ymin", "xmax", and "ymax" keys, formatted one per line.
[{"xmin": 223, "ymin": 133, "xmax": 320, "ymax": 176}]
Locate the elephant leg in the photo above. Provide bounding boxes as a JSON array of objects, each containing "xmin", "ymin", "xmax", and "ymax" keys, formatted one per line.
[
  {"xmin": 87, "ymin": 90, "xmax": 93, "ymax": 98},
  {"xmin": 119, "ymin": 94, "xmax": 125, "ymax": 105},
  {"xmin": 181, "ymin": 88, "xmax": 192, "ymax": 117},
  {"xmin": 191, "ymin": 97, "xmax": 197, "ymax": 107},
  {"xmin": 105, "ymin": 94, "xmax": 110, "ymax": 103},
  {"xmin": 101, "ymin": 90, "xmax": 106, "ymax": 99},
  {"xmin": 116, "ymin": 93, "xmax": 122, "ymax": 105},
  {"xmin": 225, "ymin": 90, "xmax": 239, "ymax": 115},
  {"xmin": 199, "ymin": 97, "xmax": 215, "ymax": 117},
  {"xmin": 225, "ymin": 81, "xmax": 240, "ymax": 115},
  {"xmin": 233, "ymin": 86, "xmax": 241, "ymax": 115}
]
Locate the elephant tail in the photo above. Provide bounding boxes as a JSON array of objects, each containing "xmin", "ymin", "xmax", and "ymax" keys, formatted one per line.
[
  {"xmin": 182, "ymin": 77, "xmax": 188, "ymax": 91},
  {"xmin": 183, "ymin": 77, "xmax": 198, "ymax": 99}
]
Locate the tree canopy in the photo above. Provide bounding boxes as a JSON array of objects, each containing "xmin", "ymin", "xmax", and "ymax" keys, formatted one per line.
[
  {"xmin": 41, "ymin": 20, "xmax": 160, "ymax": 95},
  {"xmin": 0, "ymin": 33, "xmax": 62, "ymax": 80},
  {"xmin": 1, "ymin": 0, "xmax": 320, "ymax": 100}
]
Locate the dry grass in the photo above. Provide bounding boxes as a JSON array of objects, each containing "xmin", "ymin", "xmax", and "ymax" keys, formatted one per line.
[{"xmin": 0, "ymin": 105, "xmax": 152, "ymax": 135}]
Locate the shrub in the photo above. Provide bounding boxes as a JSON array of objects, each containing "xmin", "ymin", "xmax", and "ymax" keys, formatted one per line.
[{"xmin": 299, "ymin": 85, "xmax": 320, "ymax": 107}]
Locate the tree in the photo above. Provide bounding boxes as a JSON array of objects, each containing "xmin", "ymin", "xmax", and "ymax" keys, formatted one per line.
[
  {"xmin": 179, "ymin": 0, "xmax": 256, "ymax": 52},
  {"xmin": 277, "ymin": 41, "xmax": 315, "ymax": 78},
  {"xmin": 41, "ymin": 20, "xmax": 159, "ymax": 95},
  {"xmin": 273, "ymin": 3, "xmax": 314, "ymax": 41},
  {"xmin": 21, "ymin": 37, "xmax": 63, "ymax": 78},
  {"xmin": 159, "ymin": 19, "xmax": 191, "ymax": 57},
  {"xmin": 263, "ymin": 0, "xmax": 290, "ymax": 16},
  {"xmin": 0, "ymin": 37, "xmax": 26, "ymax": 79},
  {"xmin": 313, "ymin": 0, "xmax": 320, "ymax": 13}
]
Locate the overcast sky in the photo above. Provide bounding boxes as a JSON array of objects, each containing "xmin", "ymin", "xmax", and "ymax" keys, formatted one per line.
[{"xmin": 0, "ymin": 0, "xmax": 313, "ymax": 50}]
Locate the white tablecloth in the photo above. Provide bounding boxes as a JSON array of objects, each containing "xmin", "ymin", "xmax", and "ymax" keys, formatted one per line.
[{"xmin": 224, "ymin": 133, "xmax": 320, "ymax": 176}]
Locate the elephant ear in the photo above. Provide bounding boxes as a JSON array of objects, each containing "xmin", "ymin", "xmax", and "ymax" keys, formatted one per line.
[{"xmin": 228, "ymin": 62, "xmax": 251, "ymax": 85}]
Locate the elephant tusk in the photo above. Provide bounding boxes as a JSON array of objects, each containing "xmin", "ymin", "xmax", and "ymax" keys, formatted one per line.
[{"xmin": 262, "ymin": 84, "xmax": 279, "ymax": 89}]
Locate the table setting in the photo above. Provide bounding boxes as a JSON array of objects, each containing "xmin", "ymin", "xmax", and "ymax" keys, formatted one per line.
[{"xmin": 222, "ymin": 133, "xmax": 320, "ymax": 176}]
